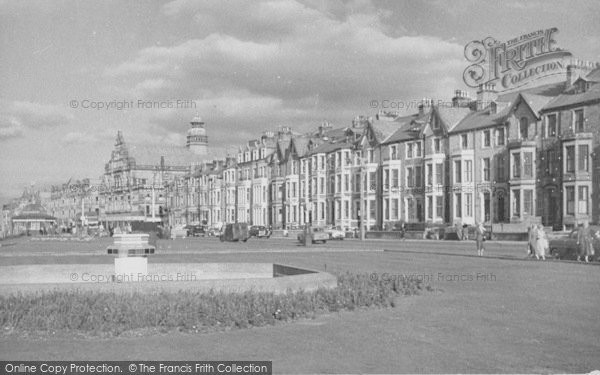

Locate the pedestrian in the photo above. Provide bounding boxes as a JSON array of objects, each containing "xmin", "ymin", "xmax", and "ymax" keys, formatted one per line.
[
  {"xmin": 400, "ymin": 221, "xmax": 406, "ymax": 241},
  {"xmin": 534, "ymin": 224, "xmax": 548, "ymax": 260},
  {"xmin": 527, "ymin": 224, "xmax": 537, "ymax": 258},
  {"xmin": 576, "ymin": 221, "xmax": 595, "ymax": 263},
  {"xmin": 475, "ymin": 221, "xmax": 486, "ymax": 256},
  {"xmin": 462, "ymin": 224, "xmax": 469, "ymax": 241}
]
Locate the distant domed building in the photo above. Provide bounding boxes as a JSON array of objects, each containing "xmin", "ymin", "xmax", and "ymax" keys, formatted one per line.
[
  {"xmin": 186, "ymin": 115, "xmax": 208, "ymax": 155},
  {"xmin": 101, "ymin": 115, "xmax": 212, "ymax": 227}
]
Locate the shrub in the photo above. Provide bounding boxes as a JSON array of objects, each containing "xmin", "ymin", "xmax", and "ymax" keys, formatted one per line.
[{"xmin": 0, "ymin": 273, "xmax": 429, "ymax": 336}]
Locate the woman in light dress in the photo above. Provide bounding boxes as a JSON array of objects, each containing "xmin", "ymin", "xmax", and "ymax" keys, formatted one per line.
[
  {"xmin": 534, "ymin": 224, "xmax": 548, "ymax": 260},
  {"xmin": 475, "ymin": 222, "xmax": 486, "ymax": 256}
]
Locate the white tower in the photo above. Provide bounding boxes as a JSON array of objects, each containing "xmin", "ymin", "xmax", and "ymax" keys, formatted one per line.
[{"xmin": 186, "ymin": 114, "xmax": 208, "ymax": 155}]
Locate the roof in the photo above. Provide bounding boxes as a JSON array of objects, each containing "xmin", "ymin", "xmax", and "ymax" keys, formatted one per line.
[
  {"xmin": 435, "ymin": 107, "xmax": 472, "ymax": 132},
  {"xmin": 519, "ymin": 93, "xmax": 554, "ymax": 116},
  {"xmin": 12, "ymin": 213, "xmax": 56, "ymax": 221},
  {"xmin": 450, "ymin": 107, "xmax": 508, "ymax": 134},
  {"xmin": 380, "ymin": 112, "xmax": 430, "ymax": 144},
  {"xmin": 308, "ymin": 140, "xmax": 353, "ymax": 155},
  {"xmin": 585, "ymin": 67, "xmax": 600, "ymax": 82},
  {"xmin": 291, "ymin": 136, "xmax": 311, "ymax": 157},
  {"xmin": 127, "ymin": 143, "xmax": 205, "ymax": 167},
  {"xmin": 542, "ymin": 83, "xmax": 600, "ymax": 111}
]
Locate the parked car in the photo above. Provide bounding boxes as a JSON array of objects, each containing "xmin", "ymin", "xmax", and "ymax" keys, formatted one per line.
[
  {"xmin": 170, "ymin": 225, "xmax": 187, "ymax": 239},
  {"xmin": 326, "ymin": 226, "xmax": 345, "ymax": 240},
  {"xmin": 297, "ymin": 227, "xmax": 328, "ymax": 244},
  {"xmin": 548, "ymin": 226, "xmax": 600, "ymax": 261},
  {"xmin": 207, "ymin": 226, "xmax": 222, "ymax": 237},
  {"xmin": 220, "ymin": 223, "xmax": 250, "ymax": 242},
  {"xmin": 249, "ymin": 225, "xmax": 271, "ymax": 238},
  {"xmin": 185, "ymin": 224, "xmax": 206, "ymax": 237}
]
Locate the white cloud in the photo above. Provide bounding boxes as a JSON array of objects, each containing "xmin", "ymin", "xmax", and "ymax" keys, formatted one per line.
[
  {"xmin": 0, "ymin": 115, "xmax": 23, "ymax": 139},
  {"xmin": 0, "ymin": 101, "xmax": 73, "ymax": 141}
]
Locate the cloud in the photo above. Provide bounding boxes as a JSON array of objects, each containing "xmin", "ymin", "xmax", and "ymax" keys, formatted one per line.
[
  {"xmin": 0, "ymin": 101, "xmax": 73, "ymax": 140},
  {"xmin": 102, "ymin": 0, "xmax": 465, "ymax": 150},
  {"xmin": 0, "ymin": 115, "xmax": 23, "ymax": 139}
]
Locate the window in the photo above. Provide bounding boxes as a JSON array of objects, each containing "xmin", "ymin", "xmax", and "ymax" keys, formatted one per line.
[
  {"xmin": 523, "ymin": 152, "xmax": 533, "ymax": 178},
  {"xmin": 369, "ymin": 171, "xmax": 376, "ymax": 191},
  {"xmin": 336, "ymin": 175, "xmax": 341, "ymax": 192},
  {"xmin": 416, "ymin": 142, "xmax": 422, "ymax": 157},
  {"xmin": 392, "ymin": 169, "xmax": 399, "ymax": 188},
  {"xmin": 426, "ymin": 164, "xmax": 433, "ymax": 185},
  {"xmin": 523, "ymin": 189, "xmax": 533, "ymax": 216},
  {"xmin": 566, "ymin": 146, "xmax": 575, "ymax": 173},
  {"xmin": 384, "ymin": 198, "xmax": 389, "ymax": 220},
  {"xmin": 344, "ymin": 174, "xmax": 350, "ymax": 192},
  {"xmin": 566, "ymin": 186, "xmax": 575, "ymax": 215},
  {"xmin": 320, "ymin": 202, "xmax": 325, "ymax": 220},
  {"xmin": 546, "ymin": 150, "xmax": 556, "ymax": 172},
  {"xmin": 496, "ymin": 127, "xmax": 505, "ymax": 146},
  {"xmin": 454, "ymin": 160, "xmax": 462, "ymax": 183},
  {"xmin": 320, "ymin": 177, "xmax": 325, "ymax": 194},
  {"xmin": 574, "ymin": 109, "xmax": 584, "ymax": 132},
  {"xmin": 435, "ymin": 163, "xmax": 443, "ymax": 185},
  {"xmin": 461, "ymin": 134, "xmax": 468, "ymax": 149},
  {"xmin": 369, "ymin": 199, "xmax": 376, "ymax": 220},
  {"xmin": 407, "ymin": 167, "xmax": 414, "ymax": 187},
  {"xmin": 434, "ymin": 138, "xmax": 441, "ymax": 153},
  {"xmin": 465, "ymin": 193, "xmax": 472, "ymax": 216},
  {"xmin": 513, "ymin": 190, "xmax": 520, "ymax": 216},
  {"xmin": 464, "ymin": 160, "xmax": 472, "ymax": 182},
  {"xmin": 547, "ymin": 114, "xmax": 557, "ymax": 137},
  {"xmin": 427, "ymin": 196, "xmax": 433, "ymax": 219},
  {"xmin": 384, "ymin": 169, "xmax": 390, "ymax": 190},
  {"xmin": 578, "ymin": 144, "xmax": 589, "ymax": 171},
  {"xmin": 482, "ymin": 158, "xmax": 490, "ymax": 181},
  {"xmin": 483, "ymin": 130, "xmax": 491, "ymax": 147},
  {"xmin": 407, "ymin": 144, "xmax": 413, "ymax": 158},
  {"xmin": 355, "ymin": 174, "xmax": 360, "ymax": 192},
  {"xmin": 344, "ymin": 200, "xmax": 349, "ymax": 219},
  {"xmin": 436, "ymin": 196, "xmax": 443, "ymax": 218},
  {"xmin": 520, "ymin": 117, "xmax": 529, "ymax": 139},
  {"xmin": 455, "ymin": 194, "xmax": 462, "ymax": 217},
  {"xmin": 513, "ymin": 153, "xmax": 521, "ymax": 178},
  {"xmin": 390, "ymin": 145, "xmax": 397, "ymax": 160},
  {"xmin": 497, "ymin": 156, "xmax": 505, "ymax": 180},
  {"xmin": 579, "ymin": 186, "xmax": 589, "ymax": 214},
  {"xmin": 415, "ymin": 166, "xmax": 422, "ymax": 187},
  {"xmin": 392, "ymin": 199, "xmax": 399, "ymax": 219}
]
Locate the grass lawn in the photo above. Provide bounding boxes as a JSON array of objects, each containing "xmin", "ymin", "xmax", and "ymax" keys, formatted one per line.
[{"xmin": 1, "ymin": 237, "xmax": 599, "ymax": 373}]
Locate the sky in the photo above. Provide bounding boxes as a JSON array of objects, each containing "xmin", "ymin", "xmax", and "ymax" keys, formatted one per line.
[{"xmin": 1, "ymin": 0, "xmax": 599, "ymax": 203}]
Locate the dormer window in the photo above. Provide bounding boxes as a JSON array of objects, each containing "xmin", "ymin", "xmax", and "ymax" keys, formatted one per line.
[
  {"xmin": 489, "ymin": 102, "xmax": 497, "ymax": 114},
  {"xmin": 461, "ymin": 134, "xmax": 468, "ymax": 149}
]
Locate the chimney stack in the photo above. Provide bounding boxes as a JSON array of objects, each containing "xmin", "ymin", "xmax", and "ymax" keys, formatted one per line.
[
  {"xmin": 452, "ymin": 89, "xmax": 471, "ymax": 108},
  {"xmin": 476, "ymin": 83, "xmax": 497, "ymax": 111}
]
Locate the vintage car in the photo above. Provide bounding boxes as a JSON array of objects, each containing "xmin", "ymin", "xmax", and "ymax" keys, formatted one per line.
[
  {"xmin": 184, "ymin": 224, "xmax": 206, "ymax": 237},
  {"xmin": 249, "ymin": 225, "xmax": 272, "ymax": 238},
  {"xmin": 219, "ymin": 223, "xmax": 250, "ymax": 242},
  {"xmin": 297, "ymin": 227, "xmax": 329, "ymax": 244},
  {"xmin": 325, "ymin": 226, "xmax": 345, "ymax": 240},
  {"xmin": 548, "ymin": 226, "xmax": 600, "ymax": 261}
]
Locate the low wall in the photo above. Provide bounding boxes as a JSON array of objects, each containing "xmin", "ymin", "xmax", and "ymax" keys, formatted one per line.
[{"xmin": 0, "ymin": 263, "xmax": 337, "ymax": 295}]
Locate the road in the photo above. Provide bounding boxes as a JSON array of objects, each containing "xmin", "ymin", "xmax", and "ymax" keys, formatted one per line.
[{"xmin": 1, "ymin": 236, "xmax": 599, "ymax": 373}]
